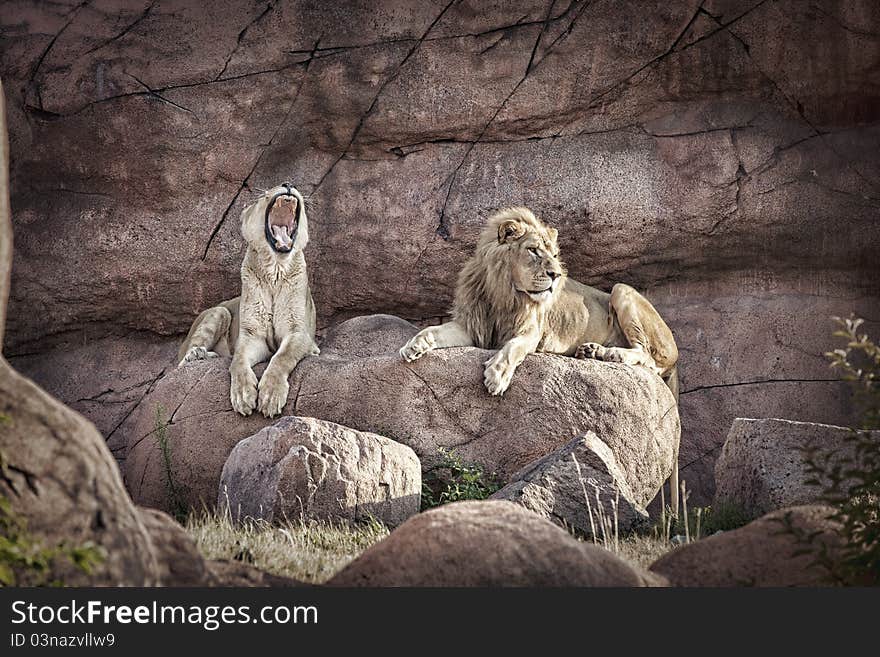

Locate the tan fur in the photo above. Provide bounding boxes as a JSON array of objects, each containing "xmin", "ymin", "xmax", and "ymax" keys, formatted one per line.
[
  {"xmin": 400, "ymin": 207, "xmax": 681, "ymax": 509},
  {"xmin": 178, "ymin": 184, "xmax": 318, "ymax": 418}
]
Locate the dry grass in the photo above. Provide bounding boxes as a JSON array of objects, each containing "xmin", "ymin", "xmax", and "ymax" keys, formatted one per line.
[
  {"xmin": 186, "ymin": 510, "xmax": 388, "ymax": 584},
  {"xmin": 572, "ymin": 465, "xmax": 750, "ymax": 571},
  {"xmin": 612, "ymin": 533, "xmax": 677, "ymax": 570}
]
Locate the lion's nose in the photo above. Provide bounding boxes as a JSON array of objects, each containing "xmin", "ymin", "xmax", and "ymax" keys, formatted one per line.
[{"xmin": 547, "ymin": 271, "xmax": 560, "ymax": 280}]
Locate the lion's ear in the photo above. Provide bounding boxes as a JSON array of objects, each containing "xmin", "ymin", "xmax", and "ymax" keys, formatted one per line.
[
  {"xmin": 548, "ymin": 227, "xmax": 558, "ymax": 243},
  {"xmin": 497, "ymin": 219, "xmax": 526, "ymax": 244}
]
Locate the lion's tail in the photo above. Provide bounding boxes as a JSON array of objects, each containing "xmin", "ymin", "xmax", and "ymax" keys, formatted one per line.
[
  {"xmin": 662, "ymin": 364, "xmax": 680, "ymax": 516},
  {"xmin": 662, "ymin": 363, "xmax": 679, "ymax": 403}
]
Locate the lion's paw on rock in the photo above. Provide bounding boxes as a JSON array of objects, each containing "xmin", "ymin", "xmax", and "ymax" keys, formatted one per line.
[
  {"xmin": 483, "ymin": 354, "xmax": 515, "ymax": 396},
  {"xmin": 399, "ymin": 332, "xmax": 436, "ymax": 362},
  {"xmin": 575, "ymin": 342, "xmax": 604, "ymax": 360},
  {"xmin": 178, "ymin": 346, "xmax": 221, "ymax": 367},
  {"xmin": 257, "ymin": 373, "xmax": 289, "ymax": 419},
  {"xmin": 230, "ymin": 369, "xmax": 258, "ymax": 416}
]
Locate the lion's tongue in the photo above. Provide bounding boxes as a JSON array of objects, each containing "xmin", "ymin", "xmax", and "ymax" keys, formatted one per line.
[
  {"xmin": 270, "ymin": 224, "xmax": 293, "ymax": 249},
  {"xmin": 269, "ymin": 196, "xmax": 297, "ymax": 249}
]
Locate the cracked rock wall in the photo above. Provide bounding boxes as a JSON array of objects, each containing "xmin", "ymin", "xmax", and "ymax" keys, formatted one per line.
[{"xmin": 2, "ymin": 0, "xmax": 879, "ymax": 501}]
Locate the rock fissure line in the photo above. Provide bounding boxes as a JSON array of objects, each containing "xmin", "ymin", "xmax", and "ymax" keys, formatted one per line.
[
  {"xmin": 215, "ymin": 2, "xmax": 276, "ymax": 82},
  {"xmin": 26, "ymin": 0, "xmax": 92, "ymax": 108},
  {"xmin": 681, "ymin": 377, "xmax": 840, "ymax": 395},
  {"xmin": 125, "ymin": 73, "xmax": 194, "ymax": 114},
  {"xmin": 309, "ymin": 0, "xmax": 459, "ymax": 197},
  {"xmin": 104, "ymin": 367, "xmax": 167, "ymax": 449},
  {"xmin": 201, "ymin": 38, "xmax": 321, "ymax": 261},
  {"xmin": 82, "ymin": 0, "xmax": 157, "ymax": 57},
  {"xmin": 436, "ymin": 0, "xmax": 590, "ymax": 239}
]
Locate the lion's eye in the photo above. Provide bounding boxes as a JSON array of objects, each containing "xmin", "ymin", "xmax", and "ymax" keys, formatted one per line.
[{"xmin": 528, "ymin": 247, "xmax": 540, "ymax": 257}]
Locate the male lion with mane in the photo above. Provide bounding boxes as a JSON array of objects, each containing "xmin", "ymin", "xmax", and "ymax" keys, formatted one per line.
[
  {"xmin": 178, "ymin": 182, "xmax": 319, "ymax": 418},
  {"xmin": 400, "ymin": 207, "xmax": 680, "ymax": 504}
]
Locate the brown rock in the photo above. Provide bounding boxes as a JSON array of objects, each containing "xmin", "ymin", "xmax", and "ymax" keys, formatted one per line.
[
  {"xmin": 138, "ymin": 507, "xmax": 208, "ymax": 586},
  {"xmin": 0, "ymin": 350, "xmax": 167, "ymax": 585},
  {"xmin": 713, "ymin": 418, "xmax": 879, "ymax": 518},
  {"xmin": 650, "ymin": 505, "xmax": 842, "ymax": 587},
  {"xmin": 0, "ymin": 84, "xmax": 159, "ymax": 585},
  {"xmin": 8, "ymin": 331, "xmax": 176, "ymax": 461},
  {"xmin": 319, "ymin": 314, "xmax": 424, "ymax": 360},
  {"xmin": 122, "ymin": 315, "xmax": 679, "ymax": 516},
  {"xmin": 492, "ymin": 432, "xmax": 650, "ymax": 538},
  {"xmin": 665, "ymin": 283, "xmax": 877, "ymax": 504},
  {"xmin": 205, "ymin": 560, "xmax": 305, "ymax": 588},
  {"xmin": 0, "ymin": 90, "xmax": 228, "ymax": 586},
  {"xmin": 219, "ymin": 416, "xmax": 421, "ymax": 526},
  {"xmin": 329, "ymin": 500, "xmax": 663, "ymax": 587}
]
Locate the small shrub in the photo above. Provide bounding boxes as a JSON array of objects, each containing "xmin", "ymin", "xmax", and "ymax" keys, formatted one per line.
[
  {"xmin": 797, "ymin": 315, "xmax": 880, "ymax": 585},
  {"xmin": 698, "ymin": 500, "xmax": 751, "ymax": 535},
  {"xmin": 421, "ymin": 448, "xmax": 501, "ymax": 510}
]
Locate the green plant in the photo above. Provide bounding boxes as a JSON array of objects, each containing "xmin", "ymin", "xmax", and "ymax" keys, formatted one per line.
[
  {"xmin": 0, "ymin": 450, "xmax": 103, "ymax": 586},
  {"xmin": 826, "ymin": 315, "xmax": 880, "ymax": 429},
  {"xmin": 797, "ymin": 315, "xmax": 880, "ymax": 585},
  {"xmin": 421, "ymin": 448, "xmax": 501, "ymax": 509},
  {"xmin": 649, "ymin": 481, "xmax": 750, "ymax": 547},
  {"xmin": 155, "ymin": 405, "xmax": 187, "ymax": 523}
]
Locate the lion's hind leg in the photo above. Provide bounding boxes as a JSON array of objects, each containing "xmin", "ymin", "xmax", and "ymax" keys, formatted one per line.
[
  {"xmin": 575, "ymin": 340, "xmax": 661, "ymax": 373},
  {"xmin": 576, "ymin": 283, "xmax": 677, "ymax": 377},
  {"xmin": 177, "ymin": 306, "xmax": 232, "ymax": 367}
]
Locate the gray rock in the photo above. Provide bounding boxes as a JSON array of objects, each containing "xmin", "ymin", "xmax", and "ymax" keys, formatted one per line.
[
  {"xmin": 329, "ymin": 500, "xmax": 665, "ymax": 587},
  {"xmin": 492, "ymin": 432, "xmax": 650, "ymax": 538},
  {"xmin": 713, "ymin": 418, "xmax": 880, "ymax": 518},
  {"xmin": 219, "ymin": 416, "xmax": 421, "ymax": 527}
]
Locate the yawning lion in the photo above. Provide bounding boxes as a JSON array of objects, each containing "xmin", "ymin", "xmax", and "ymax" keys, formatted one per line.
[{"xmin": 178, "ymin": 183, "xmax": 318, "ymax": 418}]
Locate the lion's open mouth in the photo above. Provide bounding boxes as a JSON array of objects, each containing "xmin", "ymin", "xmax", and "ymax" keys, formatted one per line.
[{"xmin": 265, "ymin": 193, "xmax": 299, "ymax": 253}]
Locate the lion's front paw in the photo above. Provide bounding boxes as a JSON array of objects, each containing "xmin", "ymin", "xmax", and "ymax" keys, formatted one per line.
[
  {"xmin": 575, "ymin": 342, "xmax": 605, "ymax": 360},
  {"xmin": 257, "ymin": 372, "xmax": 290, "ymax": 419},
  {"xmin": 178, "ymin": 346, "xmax": 220, "ymax": 367},
  {"xmin": 483, "ymin": 353, "xmax": 516, "ymax": 396},
  {"xmin": 230, "ymin": 368, "xmax": 258, "ymax": 416},
  {"xmin": 399, "ymin": 332, "xmax": 436, "ymax": 362}
]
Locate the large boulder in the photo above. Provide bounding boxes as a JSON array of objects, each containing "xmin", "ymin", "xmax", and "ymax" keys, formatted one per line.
[
  {"xmin": 219, "ymin": 416, "xmax": 421, "ymax": 526},
  {"xmin": 121, "ymin": 315, "xmax": 679, "ymax": 516},
  {"xmin": 650, "ymin": 505, "xmax": 842, "ymax": 587},
  {"xmin": 329, "ymin": 500, "xmax": 664, "ymax": 587},
  {"xmin": 713, "ymin": 418, "xmax": 880, "ymax": 518},
  {"xmin": 492, "ymin": 432, "xmax": 650, "ymax": 538},
  {"xmin": 0, "ymin": 360, "xmax": 166, "ymax": 585}
]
